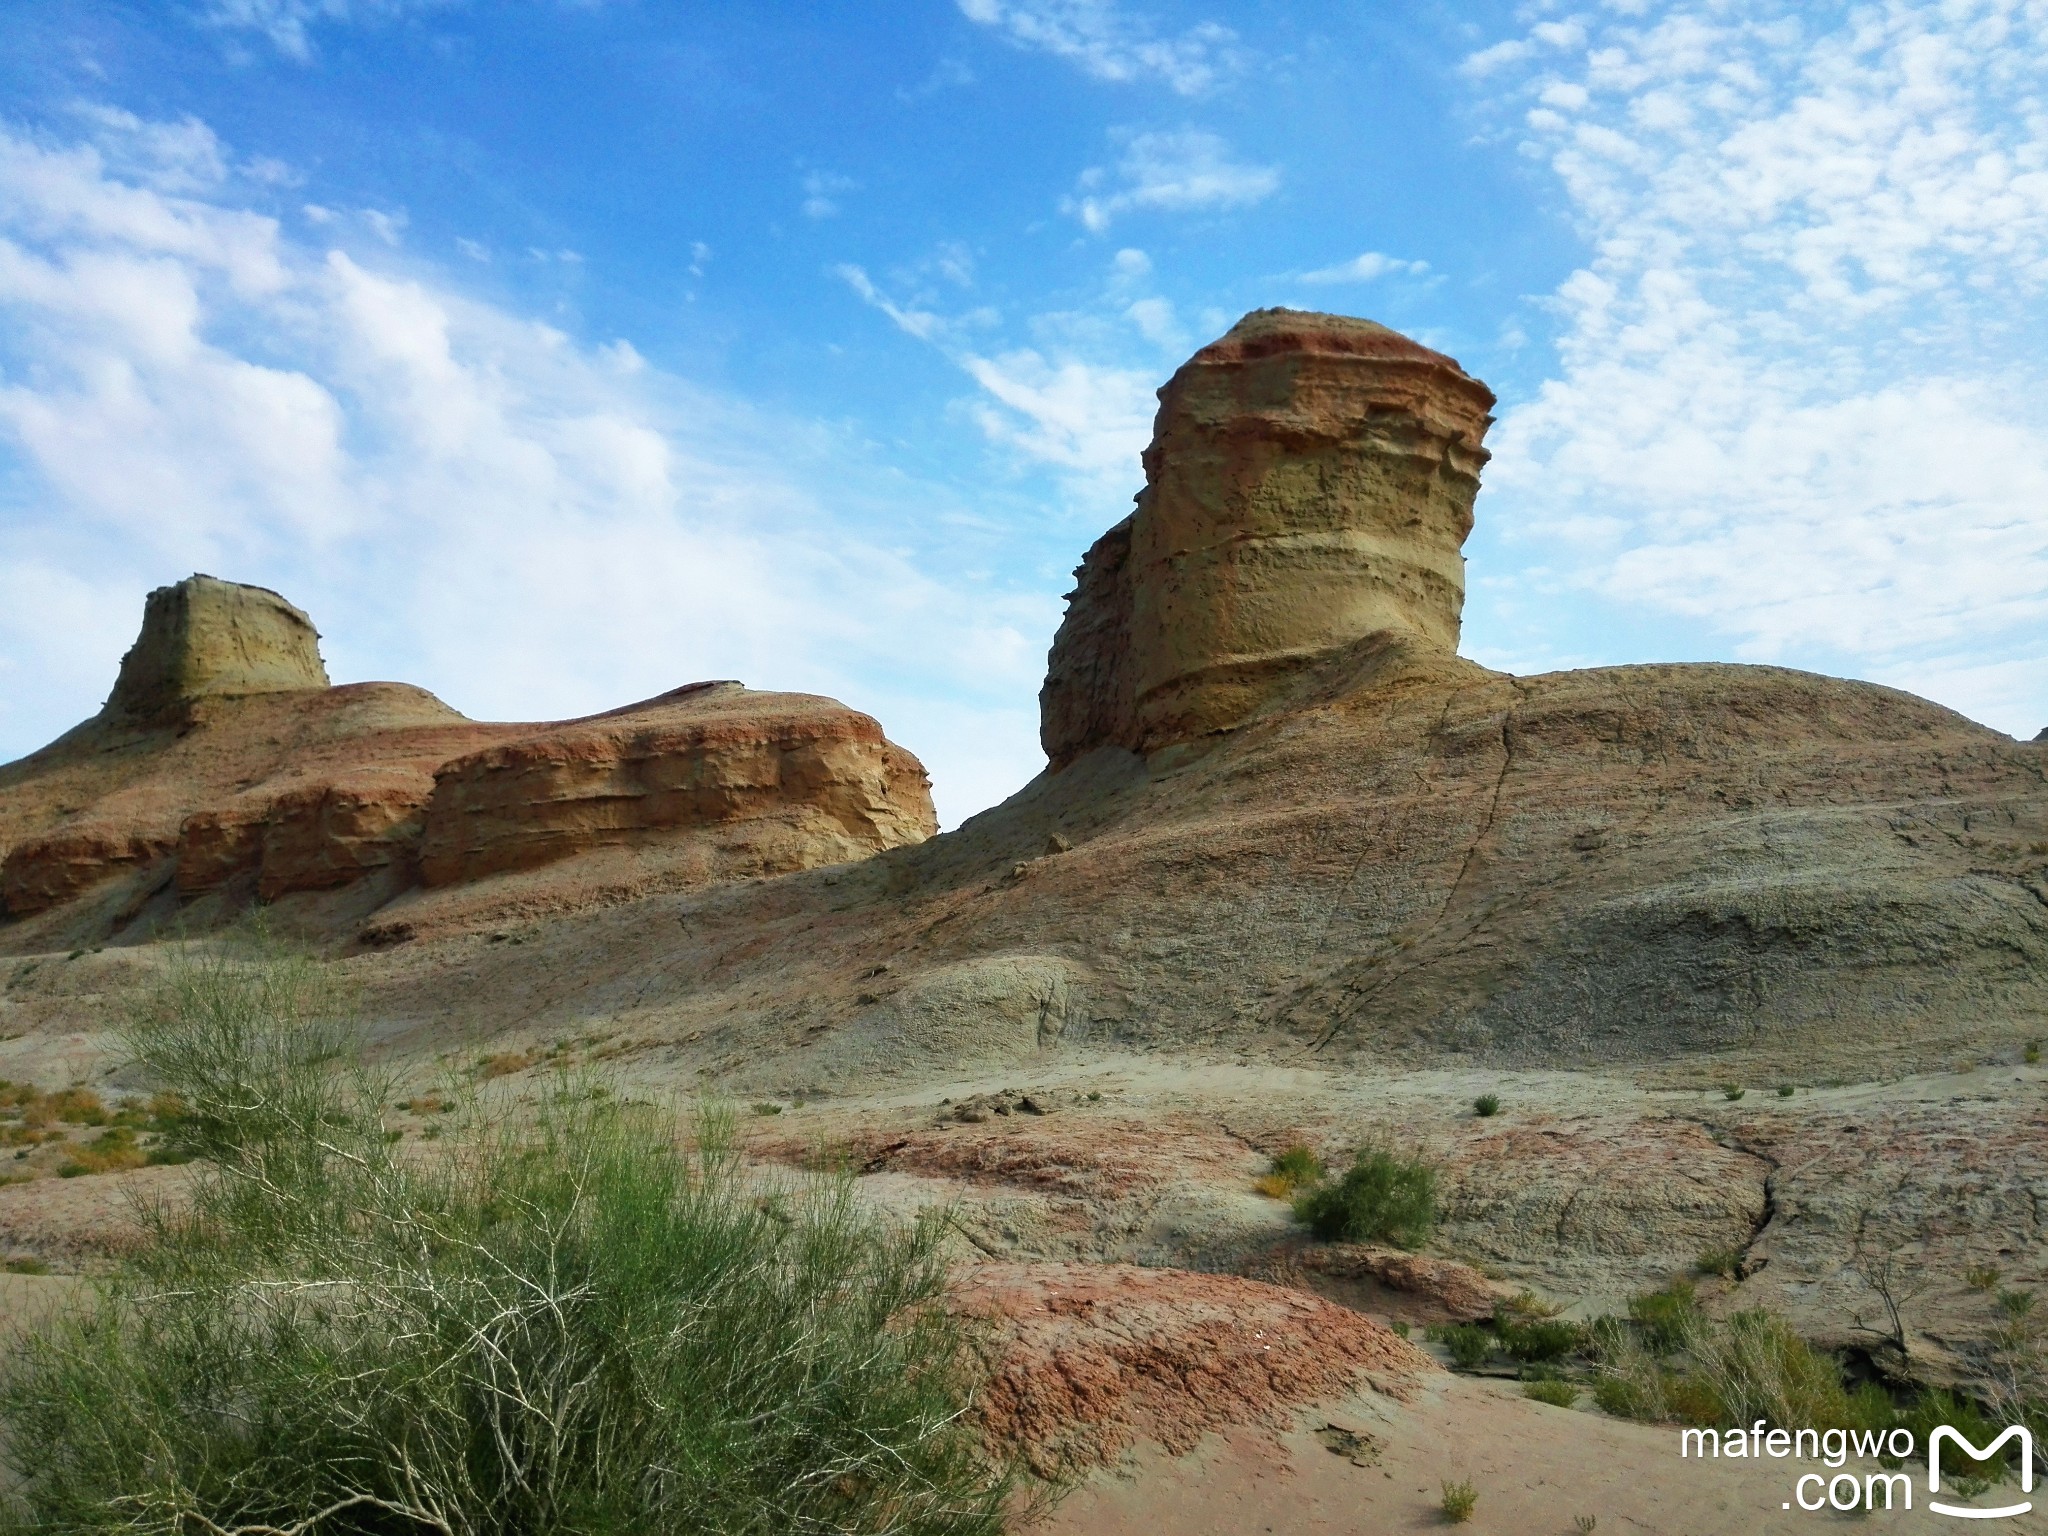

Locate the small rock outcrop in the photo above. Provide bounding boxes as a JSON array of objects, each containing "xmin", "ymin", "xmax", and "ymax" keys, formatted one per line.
[
  {"xmin": 1042, "ymin": 309, "xmax": 1494, "ymax": 766},
  {"xmin": 104, "ymin": 575, "xmax": 328, "ymax": 723}
]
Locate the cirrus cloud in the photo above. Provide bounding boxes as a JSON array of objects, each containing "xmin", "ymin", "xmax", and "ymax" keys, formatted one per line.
[{"xmin": 1470, "ymin": 0, "xmax": 2048, "ymax": 738}]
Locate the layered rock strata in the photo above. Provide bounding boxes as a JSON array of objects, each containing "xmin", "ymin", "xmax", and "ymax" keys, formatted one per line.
[
  {"xmin": 0, "ymin": 585, "xmax": 936, "ymax": 924},
  {"xmin": 418, "ymin": 684, "xmax": 937, "ymax": 886},
  {"xmin": 1042, "ymin": 309, "xmax": 1494, "ymax": 766}
]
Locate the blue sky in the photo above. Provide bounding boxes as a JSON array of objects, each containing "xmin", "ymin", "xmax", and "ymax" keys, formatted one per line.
[{"xmin": 1, "ymin": 0, "xmax": 2044, "ymax": 824}]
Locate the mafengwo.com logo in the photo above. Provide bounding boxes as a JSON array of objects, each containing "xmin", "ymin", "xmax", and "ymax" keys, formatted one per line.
[{"xmin": 1680, "ymin": 1420, "xmax": 2035, "ymax": 1517}]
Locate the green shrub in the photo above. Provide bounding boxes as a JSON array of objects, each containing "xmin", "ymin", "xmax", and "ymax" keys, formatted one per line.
[
  {"xmin": 1292, "ymin": 1146, "xmax": 1436, "ymax": 1249},
  {"xmin": 1524, "ymin": 1378, "xmax": 1578, "ymax": 1407},
  {"xmin": 1903, "ymin": 1390, "xmax": 2014, "ymax": 1480},
  {"xmin": 1473, "ymin": 1094, "xmax": 1500, "ymax": 1118},
  {"xmin": 1776, "ymin": 1084, "xmax": 1795, "ymax": 1097},
  {"xmin": 1433, "ymin": 1323, "xmax": 1494, "ymax": 1370},
  {"xmin": 1593, "ymin": 1300, "xmax": 1857, "ymax": 1432},
  {"xmin": 0, "ymin": 953, "xmax": 1011, "ymax": 1536},
  {"xmin": 1439, "ymin": 1478, "xmax": 1477, "ymax": 1523},
  {"xmin": 2026, "ymin": 1041, "xmax": 2041, "ymax": 1065},
  {"xmin": 1500, "ymin": 1316, "xmax": 1585, "ymax": 1363},
  {"xmin": 1721, "ymin": 1084, "xmax": 1745, "ymax": 1101}
]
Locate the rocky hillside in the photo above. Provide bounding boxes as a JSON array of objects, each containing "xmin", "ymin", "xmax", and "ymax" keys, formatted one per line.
[{"xmin": 2, "ymin": 309, "xmax": 2043, "ymax": 1082}]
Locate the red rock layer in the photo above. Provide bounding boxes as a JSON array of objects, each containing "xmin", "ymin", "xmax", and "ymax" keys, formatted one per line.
[
  {"xmin": 418, "ymin": 683, "xmax": 936, "ymax": 886},
  {"xmin": 2, "ymin": 669, "xmax": 938, "ymax": 922}
]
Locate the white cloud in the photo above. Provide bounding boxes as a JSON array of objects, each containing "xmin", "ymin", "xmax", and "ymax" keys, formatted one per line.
[
  {"xmin": 1469, "ymin": 0, "xmax": 2048, "ymax": 738},
  {"xmin": 197, "ymin": 0, "xmax": 452, "ymax": 60},
  {"xmin": 0, "ymin": 113, "xmax": 1051, "ymax": 825},
  {"xmin": 957, "ymin": 0, "xmax": 1242, "ymax": 95},
  {"xmin": 800, "ymin": 170, "xmax": 857, "ymax": 220},
  {"xmin": 1065, "ymin": 127, "xmax": 1279, "ymax": 231},
  {"xmin": 834, "ymin": 264, "xmax": 944, "ymax": 341},
  {"xmin": 1299, "ymin": 250, "xmax": 1430, "ymax": 284},
  {"xmin": 837, "ymin": 251, "xmax": 1167, "ymax": 502},
  {"xmin": 960, "ymin": 349, "xmax": 1157, "ymax": 483}
]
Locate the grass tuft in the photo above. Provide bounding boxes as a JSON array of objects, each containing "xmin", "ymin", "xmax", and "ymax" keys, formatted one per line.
[
  {"xmin": 1524, "ymin": 1378, "xmax": 1578, "ymax": 1407},
  {"xmin": 1472, "ymin": 1093, "xmax": 1500, "ymax": 1118},
  {"xmin": 1695, "ymin": 1246, "xmax": 1741, "ymax": 1279},
  {"xmin": 1253, "ymin": 1143, "xmax": 1324, "ymax": 1200}
]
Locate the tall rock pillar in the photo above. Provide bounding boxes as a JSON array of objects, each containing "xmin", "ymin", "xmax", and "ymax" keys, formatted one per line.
[{"xmin": 1041, "ymin": 309, "xmax": 1495, "ymax": 766}]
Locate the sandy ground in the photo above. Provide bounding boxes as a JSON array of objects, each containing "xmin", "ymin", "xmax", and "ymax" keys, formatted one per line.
[{"xmin": 1038, "ymin": 1374, "xmax": 2027, "ymax": 1535}]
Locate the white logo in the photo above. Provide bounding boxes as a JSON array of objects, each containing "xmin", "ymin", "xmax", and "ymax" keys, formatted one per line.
[{"xmin": 1929, "ymin": 1425, "xmax": 2033, "ymax": 1520}]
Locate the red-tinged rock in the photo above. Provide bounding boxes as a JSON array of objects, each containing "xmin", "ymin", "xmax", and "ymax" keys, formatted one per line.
[
  {"xmin": 254, "ymin": 770, "xmax": 438, "ymax": 897},
  {"xmin": 0, "ymin": 824, "xmax": 176, "ymax": 916},
  {"xmin": 418, "ymin": 682, "xmax": 936, "ymax": 887}
]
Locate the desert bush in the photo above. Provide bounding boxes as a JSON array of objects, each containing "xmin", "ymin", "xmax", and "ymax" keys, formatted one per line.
[
  {"xmin": 1627, "ymin": 1279, "xmax": 1700, "ymax": 1354},
  {"xmin": 0, "ymin": 952, "xmax": 1010, "ymax": 1536},
  {"xmin": 1720, "ymin": 1084, "xmax": 1745, "ymax": 1102},
  {"xmin": 1472, "ymin": 1094, "xmax": 1499, "ymax": 1118},
  {"xmin": 1439, "ymin": 1478, "xmax": 1477, "ymax": 1523},
  {"xmin": 1902, "ymin": 1390, "xmax": 2014, "ymax": 1480},
  {"xmin": 1594, "ymin": 1296, "xmax": 1854, "ymax": 1431},
  {"xmin": 1776, "ymin": 1084, "xmax": 1795, "ymax": 1097},
  {"xmin": 1292, "ymin": 1145, "xmax": 1436, "ymax": 1249},
  {"xmin": 1431, "ymin": 1323, "xmax": 1495, "ymax": 1370},
  {"xmin": 1524, "ymin": 1378, "xmax": 1578, "ymax": 1407},
  {"xmin": 1499, "ymin": 1316, "xmax": 1584, "ymax": 1364}
]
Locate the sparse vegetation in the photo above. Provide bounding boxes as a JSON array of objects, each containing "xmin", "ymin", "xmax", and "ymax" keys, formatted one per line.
[
  {"xmin": 1696, "ymin": 1246, "xmax": 1741, "ymax": 1279},
  {"xmin": 1524, "ymin": 1378, "xmax": 1577, "ymax": 1407},
  {"xmin": 0, "ymin": 950, "xmax": 1013, "ymax": 1536},
  {"xmin": 1472, "ymin": 1093, "xmax": 1499, "ymax": 1118},
  {"xmin": 1431, "ymin": 1323, "xmax": 1495, "ymax": 1370},
  {"xmin": 1776, "ymin": 1084, "xmax": 1795, "ymax": 1097},
  {"xmin": 1720, "ymin": 1084, "xmax": 1745, "ymax": 1101},
  {"xmin": 1253, "ymin": 1143, "xmax": 1324, "ymax": 1199},
  {"xmin": 1968, "ymin": 1264, "xmax": 2003, "ymax": 1292},
  {"xmin": 1293, "ymin": 1145, "xmax": 1437, "ymax": 1249},
  {"xmin": 1439, "ymin": 1477, "xmax": 1477, "ymax": 1523},
  {"xmin": 2027, "ymin": 1040, "xmax": 2042, "ymax": 1065},
  {"xmin": 473, "ymin": 1048, "xmax": 538, "ymax": 1080}
]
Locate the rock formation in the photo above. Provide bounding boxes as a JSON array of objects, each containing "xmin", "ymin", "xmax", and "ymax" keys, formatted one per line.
[
  {"xmin": 417, "ymin": 683, "xmax": 935, "ymax": 887},
  {"xmin": 1042, "ymin": 309, "xmax": 1494, "ymax": 766},
  {"xmin": 0, "ymin": 584, "xmax": 936, "ymax": 927},
  {"xmin": 104, "ymin": 575, "xmax": 329, "ymax": 723}
]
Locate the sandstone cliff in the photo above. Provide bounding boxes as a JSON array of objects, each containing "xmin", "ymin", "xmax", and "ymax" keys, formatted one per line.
[{"xmin": 257, "ymin": 310, "xmax": 2041, "ymax": 1083}]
